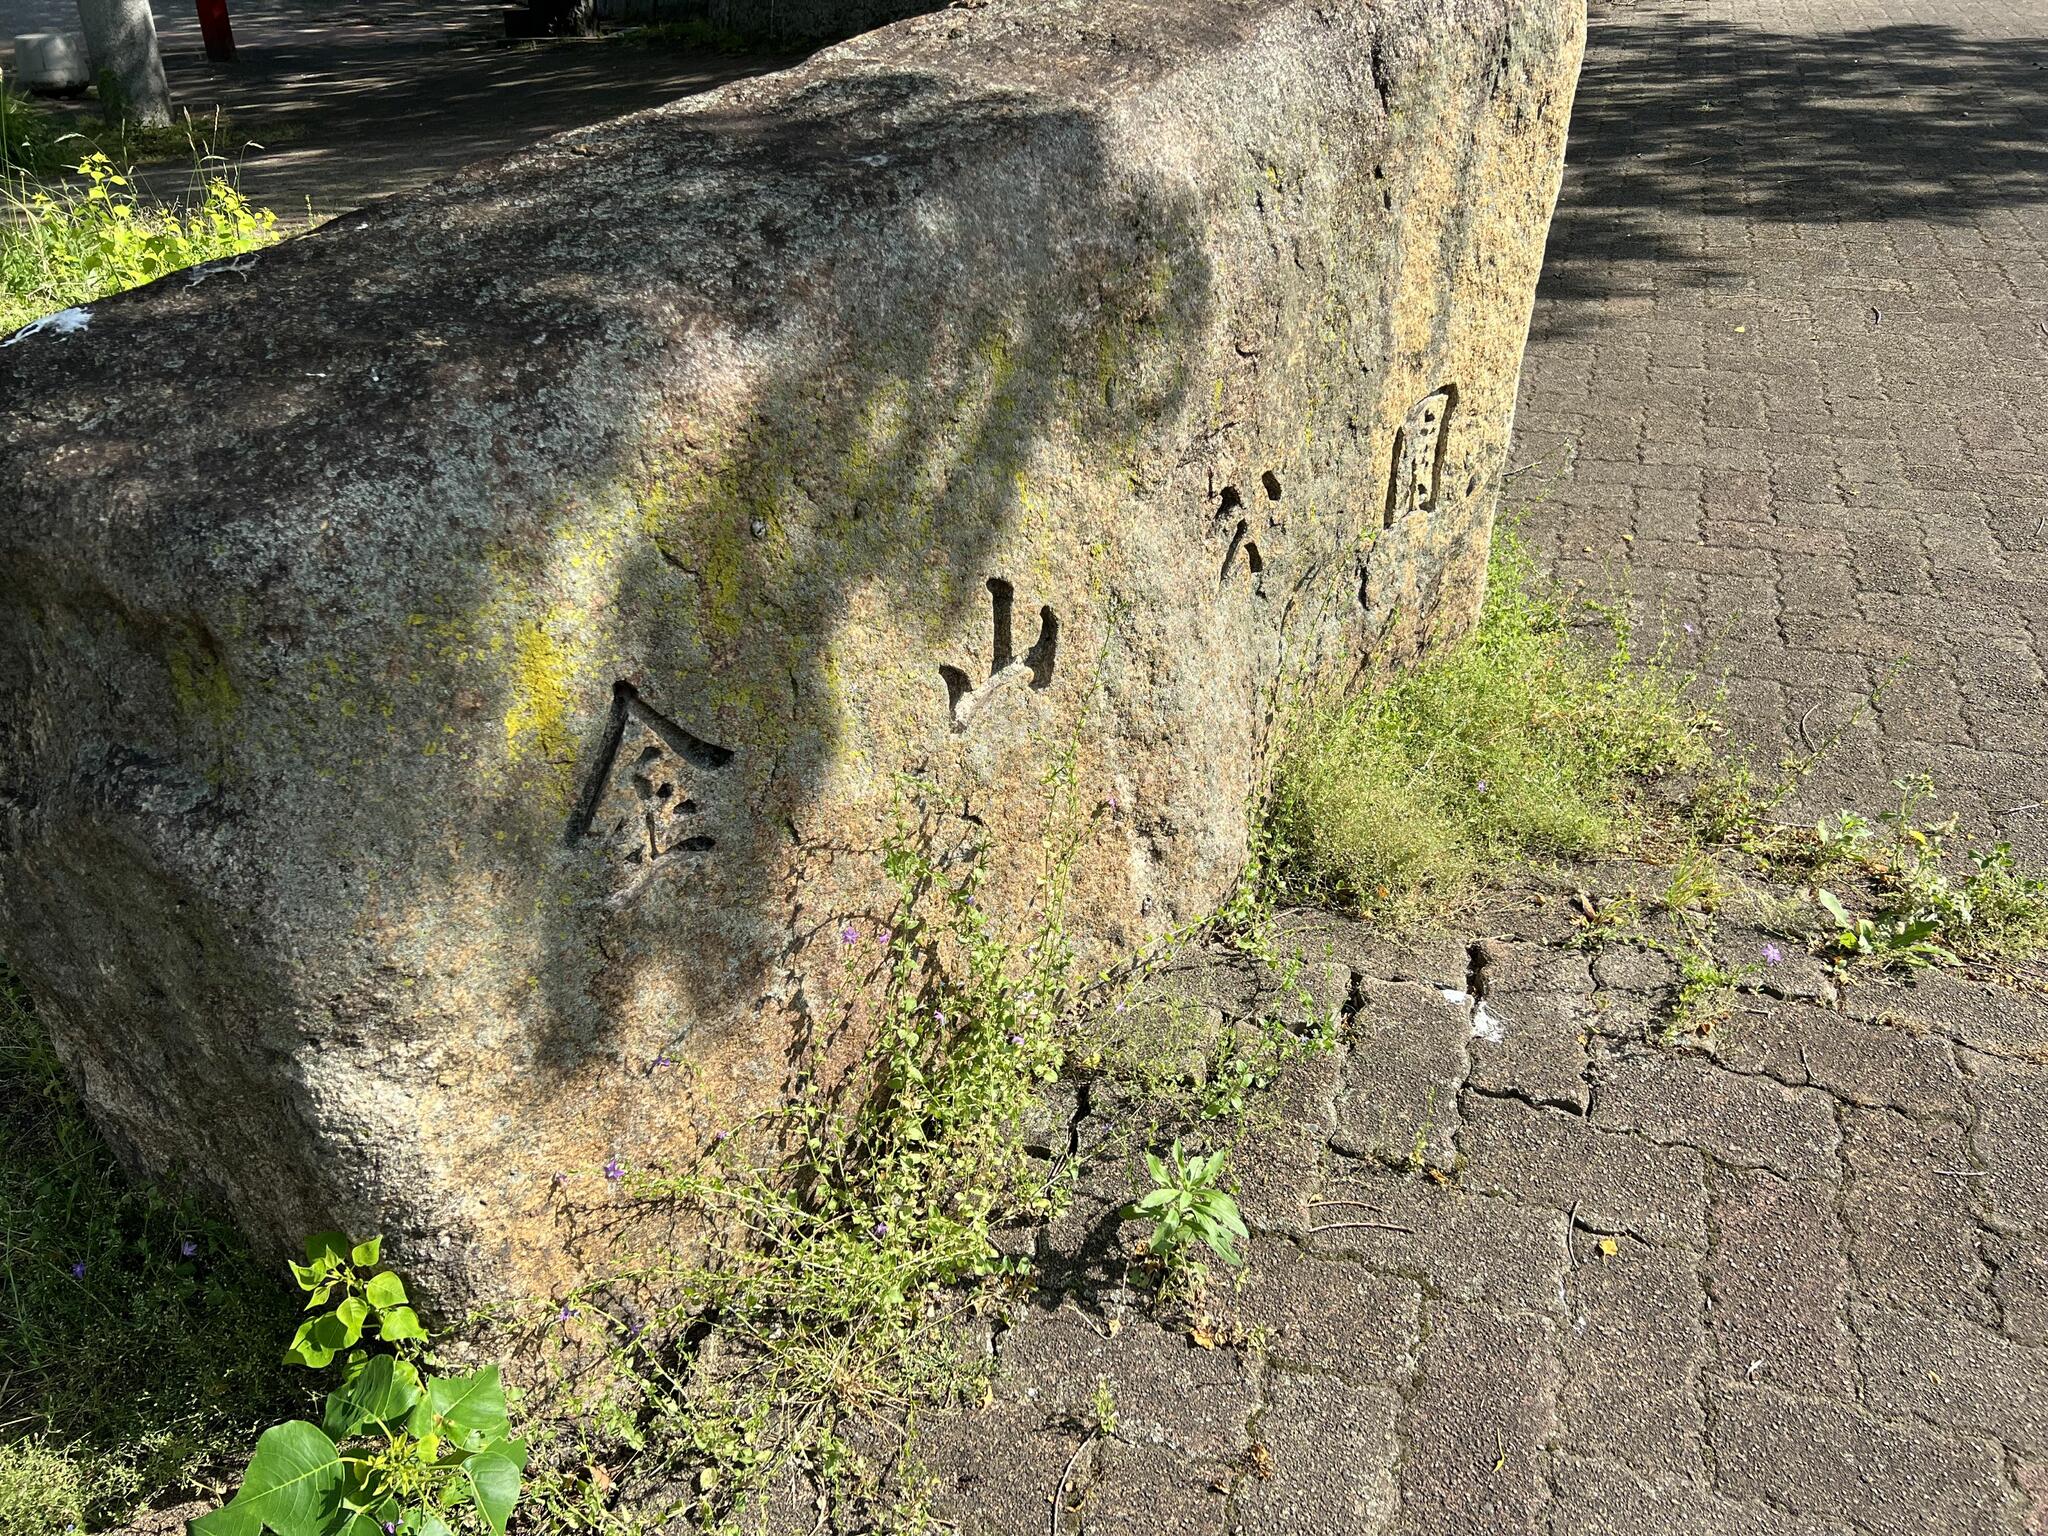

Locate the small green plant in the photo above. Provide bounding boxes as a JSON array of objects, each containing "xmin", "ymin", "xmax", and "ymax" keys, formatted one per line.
[
  {"xmin": 1660, "ymin": 844, "xmax": 1726, "ymax": 918},
  {"xmin": 2, "ymin": 150, "xmax": 283, "ymax": 334},
  {"xmin": 1086, "ymin": 1377, "xmax": 1119, "ymax": 1440},
  {"xmin": 0, "ymin": 81, "xmax": 70, "ymax": 179},
  {"xmin": 1666, "ymin": 945, "xmax": 1754, "ymax": 1039},
  {"xmin": 197, "ymin": 1234, "xmax": 525, "ymax": 1536},
  {"xmin": 283, "ymin": 1233, "xmax": 429, "ymax": 1368},
  {"xmin": 1123, "ymin": 1142, "xmax": 1248, "ymax": 1271},
  {"xmin": 0, "ymin": 1439, "xmax": 86, "ymax": 1536},
  {"xmin": 1814, "ymin": 888, "xmax": 1955, "ymax": 969}
]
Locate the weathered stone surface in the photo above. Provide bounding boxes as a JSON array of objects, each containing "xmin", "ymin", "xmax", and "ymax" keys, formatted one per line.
[
  {"xmin": 1548, "ymin": 1456, "xmax": 1854, "ymax": 1536},
  {"xmin": 0, "ymin": 0, "xmax": 1584, "ymax": 1297},
  {"xmin": 1840, "ymin": 1107, "xmax": 1997, "ymax": 1325}
]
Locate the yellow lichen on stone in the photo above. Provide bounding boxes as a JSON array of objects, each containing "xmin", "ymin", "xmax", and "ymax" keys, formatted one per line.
[
  {"xmin": 167, "ymin": 642, "xmax": 240, "ymax": 733},
  {"xmin": 505, "ymin": 615, "xmax": 575, "ymax": 773}
]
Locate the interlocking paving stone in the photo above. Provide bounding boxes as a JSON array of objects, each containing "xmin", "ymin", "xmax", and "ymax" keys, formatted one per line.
[
  {"xmin": 1234, "ymin": 1373, "xmax": 1400, "ymax": 1536},
  {"xmin": 1707, "ymin": 1383, "xmax": 2014, "ymax": 1536},
  {"xmin": 1332, "ymin": 981, "xmax": 1470, "ymax": 1172},
  {"xmin": 1457, "ymin": 1092, "xmax": 1709, "ymax": 1247},
  {"xmin": 1394, "ymin": 1304, "xmax": 1560, "ymax": 1536},
  {"xmin": 1714, "ymin": 1001, "xmax": 1966, "ymax": 1118},
  {"xmin": 1076, "ymin": 1440, "xmax": 1230, "ymax": 1536},
  {"xmin": 996, "ymin": 1306, "xmax": 1257, "ymax": 1463},
  {"xmin": 1547, "ymin": 1454, "xmax": 1856, "ymax": 1536},
  {"xmin": 1706, "ymin": 1166, "xmax": 1854, "ymax": 1396},
  {"xmin": 1840, "ymin": 1106, "xmax": 2001, "ymax": 1326},
  {"xmin": 1591, "ymin": 1049, "xmax": 1840, "ymax": 1179},
  {"xmin": 1559, "ymin": 1232, "xmax": 1708, "ymax": 1474},
  {"xmin": 1855, "ymin": 1304, "xmax": 2048, "ymax": 1457},
  {"xmin": 1960, "ymin": 1047, "xmax": 2048, "ymax": 1232},
  {"xmin": 1299, "ymin": 1168, "xmax": 1571, "ymax": 1312},
  {"xmin": 1229, "ymin": 1238, "xmax": 1420, "ymax": 1381}
]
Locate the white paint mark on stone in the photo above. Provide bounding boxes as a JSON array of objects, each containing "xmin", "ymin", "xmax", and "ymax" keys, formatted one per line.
[
  {"xmin": 1439, "ymin": 987, "xmax": 1470, "ymax": 1006},
  {"xmin": 2, "ymin": 306, "xmax": 91, "ymax": 347},
  {"xmin": 1471, "ymin": 1000, "xmax": 1506, "ymax": 1044}
]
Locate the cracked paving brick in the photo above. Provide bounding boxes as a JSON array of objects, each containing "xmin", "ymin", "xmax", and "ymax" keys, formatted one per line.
[
  {"xmin": 1846, "ymin": 971, "xmax": 2048, "ymax": 1064},
  {"xmin": 1457, "ymin": 1092, "xmax": 1708, "ymax": 1248},
  {"xmin": 1842, "ymin": 1107, "xmax": 1998, "ymax": 1324},
  {"xmin": 1560, "ymin": 1231, "xmax": 1707, "ymax": 1474},
  {"xmin": 1467, "ymin": 976, "xmax": 1592, "ymax": 1111},
  {"xmin": 1708, "ymin": 1382, "xmax": 2012, "ymax": 1536},
  {"xmin": 1266, "ymin": 912, "xmax": 1471, "ymax": 991},
  {"xmin": 1079, "ymin": 1439, "xmax": 1230, "ymax": 1536},
  {"xmin": 1235, "ymin": 1372, "xmax": 1399, "ymax": 1535},
  {"xmin": 995, "ymin": 1305, "xmax": 1256, "ymax": 1463},
  {"xmin": 1591, "ymin": 1049, "xmax": 1839, "ymax": 1179},
  {"xmin": 1334, "ymin": 980, "xmax": 1469, "ymax": 1172},
  {"xmin": 1301, "ymin": 1164, "xmax": 1569, "ymax": 1312},
  {"xmin": 1961, "ymin": 1047, "xmax": 2048, "ymax": 1232},
  {"xmin": 1228, "ymin": 1045, "xmax": 1343, "ymax": 1235},
  {"xmin": 1714, "ymin": 1001, "xmax": 1965, "ymax": 1119},
  {"xmin": 915, "ymin": 1399, "xmax": 1085, "ymax": 1536},
  {"xmin": 1707, "ymin": 1166, "xmax": 1852, "ymax": 1396},
  {"xmin": 1855, "ymin": 1303, "xmax": 2048, "ymax": 1457},
  {"xmin": 1229, "ymin": 1237, "xmax": 1420, "ymax": 1381},
  {"xmin": 1548, "ymin": 1453, "xmax": 1856, "ymax": 1536},
  {"xmin": 1394, "ymin": 1303, "xmax": 1559, "ymax": 1536},
  {"xmin": 1990, "ymin": 1231, "xmax": 2048, "ymax": 1346}
]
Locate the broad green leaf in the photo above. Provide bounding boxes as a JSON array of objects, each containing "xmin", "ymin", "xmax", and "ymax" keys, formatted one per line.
[
  {"xmin": 365, "ymin": 1271, "xmax": 408, "ymax": 1309},
  {"xmin": 285, "ymin": 1318, "xmax": 336, "ymax": 1370},
  {"xmin": 379, "ymin": 1305, "xmax": 428, "ymax": 1344},
  {"xmin": 304, "ymin": 1232, "xmax": 350, "ymax": 1268},
  {"xmin": 213, "ymin": 1421, "xmax": 343, "ymax": 1536},
  {"xmin": 460, "ymin": 1445, "xmax": 523, "ymax": 1536},
  {"xmin": 1817, "ymin": 889, "xmax": 1853, "ymax": 927},
  {"xmin": 335, "ymin": 1296, "xmax": 369, "ymax": 1346},
  {"xmin": 189, "ymin": 1502, "xmax": 260, "ymax": 1536},
  {"xmin": 420, "ymin": 1366, "xmax": 510, "ymax": 1449},
  {"xmin": 349, "ymin": 1236, "xmax": 383, "ymax": 1268},
  {"xmin": 324, "ymin": 1355, "xmax": 423, "ymax": 1438}
]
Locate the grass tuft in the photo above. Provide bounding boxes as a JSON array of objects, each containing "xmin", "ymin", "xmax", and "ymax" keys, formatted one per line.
[{"xmin": 1268, "ymin": 528, "xmax": 1712, "ymax": 920}]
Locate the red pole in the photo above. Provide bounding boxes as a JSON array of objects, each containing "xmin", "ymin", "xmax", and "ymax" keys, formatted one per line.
[{"xmin": 195, "ymin": 0, "xmax": 235, "ymax": 61}]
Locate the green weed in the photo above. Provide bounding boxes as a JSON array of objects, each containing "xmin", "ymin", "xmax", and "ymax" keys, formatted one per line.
[
  {"xmin": 2, "ymin": 150, "xmax": 283, "ymax": 334},
  {"xmin": 1122, "ymin": 1141, "xmax": 1247, "ymax": 1274},
  {"xmin": 0, "ymin": 969, "xmax": 303, "ymax": 1530},
  {"xmin": 0, "ymin": 83, "xmax": 70, "ymax": 179},
  {"xmin": 1268, "ymin": 528, "xmax": 1710, "ymax": 920}
]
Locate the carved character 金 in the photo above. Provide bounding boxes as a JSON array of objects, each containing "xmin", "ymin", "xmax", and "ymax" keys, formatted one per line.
[{"xmin": 569, "ymin": 681, "xmax": 733, "ymax": 893}]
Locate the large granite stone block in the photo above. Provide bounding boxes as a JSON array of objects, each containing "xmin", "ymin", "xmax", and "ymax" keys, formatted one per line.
[{"xmin": 0, "ymin": 0, "xmax": 1582, "ymax": 1301}]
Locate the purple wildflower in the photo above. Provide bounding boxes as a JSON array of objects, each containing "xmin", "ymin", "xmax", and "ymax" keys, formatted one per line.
[
  {"xmin": 840, "ymin": 922, "xmax": 860, "ymax": 944},
  {"xmin": 1007, "ymin": 1032, "xmax": 1025, "ymax": 1048},
  {"xmin": 710, "ymin": 1129, "xmax": 729, "ymax": 1146},
  {"xmin": 552, "ymin": 1170, "xmax": 568, "ymax": 1186},
  {"xmin": 383, "ymin": 1524, "xmax": 399, "ymax": 1535},
  {"xmin": 69, "ymin": 1261, "xmax": 85, "ymax": 1280},
  {"xmin": 1684, "ymin": 622, "xmax": 1697, "ymax": 635},
  {"xmin": 1762, "ymin": 942, "xmax": 1784, "ymax": 965},
  {"xmin": 653, "ymin": 1053, "xmax": 674, "ymax": 1070},
  {"xmin": 603, "ymin": 1158, "xmax": 624, "ymax": 1181},
  {"xmin": 933, "ymin": 1010, "xmax": 947, "ymax": 1027},
  {"xmin": 871, "ymin": 1221, "xmax": 890, "ymax": 1240},
  {"xmin": 1476, "ymin": 779, "xmax": 1489, "ymax": 793},
  {"xmin": 559, "ymin": 1304, "xmax": 574, "ymax": 1324},
  {"xmin": 180, "ymin": 1239, "xmax": 198, "ymax": 1259}
]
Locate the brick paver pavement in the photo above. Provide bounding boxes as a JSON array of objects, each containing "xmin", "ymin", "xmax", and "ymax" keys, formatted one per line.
[{"xmin": 1511, "ymin": 0, "xmax": 2048, "ymax": 864}]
